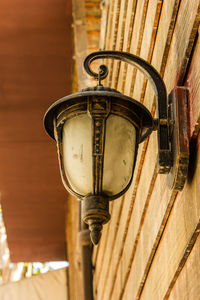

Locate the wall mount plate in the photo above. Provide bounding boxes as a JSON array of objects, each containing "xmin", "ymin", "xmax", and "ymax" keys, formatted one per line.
[{"xmin": 167, "ymin": 87, "xmax": 190, "ymax": 191}]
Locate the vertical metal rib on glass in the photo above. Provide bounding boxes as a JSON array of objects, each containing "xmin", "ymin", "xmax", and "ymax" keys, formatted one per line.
[
  {"xmin": 83, "ymin": 95, "xmax": 111, "ymax": 244},
  {"xmin": 88, "ymin": 95, "xmax": 111, "ymax": 195},
  {"xmin": 92, "ymin": 118, "xmax": 105, "ymax": 195}
]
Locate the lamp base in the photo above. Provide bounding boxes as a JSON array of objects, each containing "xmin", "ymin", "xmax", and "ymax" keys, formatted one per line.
[{"xmin": 82, "ymin": 195, "xmax": 110, "ymax": 245}]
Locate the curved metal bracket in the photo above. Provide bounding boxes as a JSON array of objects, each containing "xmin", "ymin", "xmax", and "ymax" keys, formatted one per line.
[
  {"xmin": 84, "ymin": 51, "xmax": 172, "ymax": 173},
  {"xmin": 84, "ymin": 51, "xmax": 167, "ymax": 119}
]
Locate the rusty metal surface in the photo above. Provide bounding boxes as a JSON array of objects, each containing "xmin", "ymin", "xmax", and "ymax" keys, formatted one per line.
[{"xmin": 0, "ymin": 0, "xmax": 73, "ymax": 261}]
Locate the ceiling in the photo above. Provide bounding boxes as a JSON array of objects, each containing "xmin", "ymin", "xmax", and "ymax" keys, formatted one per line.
[{"xmin": 0, "ymin": 0, "xmax": 73, "ymax": 261}]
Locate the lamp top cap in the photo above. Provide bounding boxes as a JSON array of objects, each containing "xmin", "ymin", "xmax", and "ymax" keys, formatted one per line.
[
  {"xmin": 44, "ymin": 85, "xmax": 153, "ymax": 141},
  {"xmin": 81, "ymin": 85, "xmax": 120, "ymax": 93}
]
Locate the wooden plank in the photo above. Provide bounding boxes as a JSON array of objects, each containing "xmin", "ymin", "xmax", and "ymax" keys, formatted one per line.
[
  {"xmin": 168, "ymin": 233, "xmax": 200, "ymax": 300},
  {"xmin": 103, "ymin": 0, "xmax": 121, "ymax": 87},
  {"xmin": 132, "ymin": 0, "xmax": 162, "ymax": 102},
  {"xmin": 140, "ymin": 0, "xmax": 181, "ymax": 112},
  {"xmin": 100, "ymin": 0, "xmax": 114, "ymax": 86},
  {"xmin": 123, "ymin": 175, "xmax": 177, "ymax": 299},
  {"xmin": 94, "ymin": 0, "xmax": 177, "ymax": 296},
  {"xmin": 122, "ymin": 3, "xmax": 200, "ymax": 297},
  {"xmin": 110, "ymin": 134, "xmax": 158, "ymax": 300},
  {"xmin": 164, "ymin": 223, "xmax": 200, "ymax": 299},
  {"xmin": 139, "ymin": 138, "xmax": 200, "ymax": 299},
  {"xmin": 142, "ymin": 0, "xmax": 200, "ymax": 113},
  {"xmin": 115, "ymin": 0, "xmax": 139, "ymax": 92},
  {"xmin": 95, "ymin": 3, "xmax": 147, "ymax": 284},
  {"xmin": 96, "ymin": 0, "xmax": 179, "ymax": 298},
  {"xmin": 94, "ymin": 1, "xmax": 158, "ymax": 296},
  {"xmin": 94, "ymin": 0, "xmax": 200, "ymax": 300},
  {"xmin": 163, "ymin": 29, "xmax": 200, "ymax": 299},
  {"xmin": 118, "ymin": 0, "xmax": 149, "ymax": 94},
  {"xmin": 110, "ymin": 0, "xmax": 130, "ymax": 89},
  {"xmin": 163, "ymin": 1, "xmax": 200, "ymax": 90},
  {"xmin": 94, "ymin": 2, "xmax": 200, "ymax": 300},
  {"xmin": 123, "ymin": 128, "xmax": 196, "ymax": 299},
  {"xmin": 136, "ymin": 0, "xmax": 181, "ymax": 110}
]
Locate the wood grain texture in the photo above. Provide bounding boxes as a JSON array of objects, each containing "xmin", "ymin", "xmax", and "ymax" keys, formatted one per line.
[
  {"xmin": 123, "ymin": 2, "xmax": 200, "ymax": 299},
  {"xmin": 111, "ymin": 0, "xmax": 129, "ymax": 89},
  {"xmin": 103, "ymin": 0, "xmax": 121, "ymax": 87},
  {"xmin": 132, "ymin": 0, "xmax": 162, "ymax": 102},
  {"xmin": 139, "ymin": 134, "xmax": 200, "ymax": 299},
  {"xmin": 93, "ymin": 1, "xmax": 200, "ymax": 300},
  {"xmin": 111, "ymin": 133, "xmax": 158, "ymax": 300},
  {"xmin": 116, "ymin": 0, "xmax": 138, "ymax": 92},
  {"xmin": 120, "ymin": 0, "xmax": 149, "ymax": 95},
  {"xmin": 95, "ymin": 0, "xmax": 181, "ymax": 298},
  {"xmin": 164, "ymin": 0, "xmax": 200, "ymax": 90},
  {"xmin": 168, "ymin": 232, "xmax": 200, "ymax": 300},
  {"xmin": 94, "ymin": 1, "xmax": 161, "ymax": 296}
]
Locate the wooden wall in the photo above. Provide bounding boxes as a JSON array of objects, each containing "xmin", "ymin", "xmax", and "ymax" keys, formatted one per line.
[{"xmin": 92, "ymin": 0, "xmax": 200, "ymax": 299}]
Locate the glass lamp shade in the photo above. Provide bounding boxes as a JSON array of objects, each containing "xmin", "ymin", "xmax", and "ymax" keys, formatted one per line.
[
  {"xmin": 44, "ymin": 85, "xmax": 154, "ymax": 245},
  {"xmin": 62, "ymin": 113, "xmax": 137, "ymax": 198},
  {"xmin": 62, "ymin": 114, "xmax": 93, "ymax": 195}
]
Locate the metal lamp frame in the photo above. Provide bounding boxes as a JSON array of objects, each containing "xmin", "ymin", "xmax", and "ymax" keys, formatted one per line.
[
  {"xmin": 44, "ymin": 51, "xmax": 189, "ymax": 244},
  {"xmin": 45, "ymin": 87, "xmax": 154, "ymax": 200}
]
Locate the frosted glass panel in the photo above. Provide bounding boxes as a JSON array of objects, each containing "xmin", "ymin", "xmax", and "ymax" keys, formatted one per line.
[
  {"xmin": 62, "ymin": 114, "xmax": 93, "ymax": 195},
  {"xmin": 103, "ymin": 115, "xmax": 136, "ymax": 196}
]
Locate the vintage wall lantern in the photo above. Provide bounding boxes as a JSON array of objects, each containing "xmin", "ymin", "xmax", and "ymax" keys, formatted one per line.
[{"xmin": 44, "ymin": 51, "xmax": 189, "ymax": 245}]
